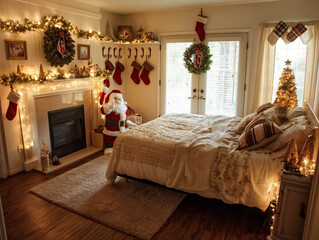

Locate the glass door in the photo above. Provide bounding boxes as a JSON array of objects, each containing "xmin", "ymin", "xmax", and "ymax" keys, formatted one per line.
[{"xmin": 161, "ymin": 33, "xmax": 247, "ymax": 117}]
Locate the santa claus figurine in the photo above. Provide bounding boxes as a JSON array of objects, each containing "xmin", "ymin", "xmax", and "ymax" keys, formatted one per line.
[{"xmin": 100, "ymin": 89, "xmax": 136, "ymax": 147}]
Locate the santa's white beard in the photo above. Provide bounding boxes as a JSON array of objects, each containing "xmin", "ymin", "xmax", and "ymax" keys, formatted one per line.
[{"xmin": 113, "ymin": 101, "xmax": 127, "ymax": 120}]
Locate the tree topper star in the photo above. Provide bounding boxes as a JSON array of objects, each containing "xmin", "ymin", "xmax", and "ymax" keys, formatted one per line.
[{"xmin": 285, "ymin": 60, "xmax": 292, "ymax": 66}]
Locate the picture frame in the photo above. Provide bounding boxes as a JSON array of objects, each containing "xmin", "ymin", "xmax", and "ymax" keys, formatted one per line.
[
  {"xmin": 117, "ymin": 25, "xmax": 133, "ymax": 41},
  {"xmin": 77, "ymin": 44, "xmax": 90, "ymax": 60},
  {"xmin": 5, "ymin": 40, "xmax": 27, "ymax": 60}
]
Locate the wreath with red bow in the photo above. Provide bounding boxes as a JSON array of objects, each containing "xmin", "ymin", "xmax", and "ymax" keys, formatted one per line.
[
  {"xmin": 183, "ymin": 43, "xmax": 212, "ymax": 75},
  {"xmin": 43, "ymin": 27, "xmax": 75, "ymax": 67}
]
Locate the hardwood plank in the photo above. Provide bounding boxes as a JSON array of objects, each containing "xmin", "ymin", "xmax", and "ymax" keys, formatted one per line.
[{"xmin": 0, "ymin": 152, "xmax": 270, "ymax": 240}]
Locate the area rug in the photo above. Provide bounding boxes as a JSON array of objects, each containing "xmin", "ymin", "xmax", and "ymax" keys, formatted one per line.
[{"xmin": 30, "ymin": 155, "xmax": 186, "ymax": 240}]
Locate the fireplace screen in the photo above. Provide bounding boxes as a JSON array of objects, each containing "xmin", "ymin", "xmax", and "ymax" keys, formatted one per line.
[{"xmin": 48, "ymin": 105, "xmax": 86, "ymax": 158}]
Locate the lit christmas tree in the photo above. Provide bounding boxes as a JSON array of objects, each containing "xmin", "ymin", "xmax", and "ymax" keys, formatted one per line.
[{"xmin": 273, "ymin": 60, "xmax": 298, "ymax": 109}]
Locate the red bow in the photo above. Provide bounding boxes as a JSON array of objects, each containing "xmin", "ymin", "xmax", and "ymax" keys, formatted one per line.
[
  {"xmin": 193, "ymin": 44, "xmax": 203, "ymax": 53},
  {"xmin": 59, "ymin": 31, "xmax": 68, "ymax": 40}
]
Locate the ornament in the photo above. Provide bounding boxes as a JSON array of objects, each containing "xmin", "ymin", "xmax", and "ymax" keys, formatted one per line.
[{"xmin": 183, "ymin": 43, "xmax": 212, "ymax": 75}]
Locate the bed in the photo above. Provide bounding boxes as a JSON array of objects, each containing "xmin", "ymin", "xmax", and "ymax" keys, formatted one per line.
[{"xmin": 106, "ymin": 102, "xmax": 318, "ymax": 211}]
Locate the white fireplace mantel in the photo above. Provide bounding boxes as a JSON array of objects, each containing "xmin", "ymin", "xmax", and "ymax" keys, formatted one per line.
[{"xmin": 18, "ymin": 78, "xmax": 102, "ymax": 171}]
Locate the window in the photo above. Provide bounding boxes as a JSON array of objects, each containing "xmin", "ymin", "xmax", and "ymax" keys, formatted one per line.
[{"xmin": 272, "ymin": 38, "xmax": 307, "ymax": 106}]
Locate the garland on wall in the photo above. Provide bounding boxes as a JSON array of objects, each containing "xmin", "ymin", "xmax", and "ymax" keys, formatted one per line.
[
  {"xmin": 0, "ymin": 67, "xmax": 111, "ymax": 86},
  {"xmin": 0, "ymin": 15, "xmax": 116, "ymax": 41}
]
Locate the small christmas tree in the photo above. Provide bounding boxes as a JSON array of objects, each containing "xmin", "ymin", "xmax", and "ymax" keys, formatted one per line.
[{"xmin": 273, "ymin": 60, "xmax": 298, "ymax": 109}]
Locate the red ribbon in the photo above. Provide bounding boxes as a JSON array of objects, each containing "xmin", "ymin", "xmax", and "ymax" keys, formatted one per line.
[
  {"xmin": 193, "ymin": 44, "xmax": 203, "ymax": 53},
  {"xmin": 59, "ymin": 31, "xmax": 68, "ymax": 40}
]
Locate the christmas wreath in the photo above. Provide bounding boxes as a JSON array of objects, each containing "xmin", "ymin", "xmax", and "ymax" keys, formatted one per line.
[
  {"xmin": 43, "ymin": 27, "xmax": 75, "ymax": 67},
  {"xmin": 183, "ymin": 43, "xmax": 212, "ymax": 75}
]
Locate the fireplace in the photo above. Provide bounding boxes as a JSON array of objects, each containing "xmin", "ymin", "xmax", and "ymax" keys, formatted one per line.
[{"xmin": 48, "ymin": 105, "xmax": 86, "ymax": 158}]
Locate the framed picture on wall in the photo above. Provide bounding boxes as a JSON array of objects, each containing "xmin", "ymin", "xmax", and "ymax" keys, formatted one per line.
[
  {"xmin": 117, "ymin": 25, "xmax": 133, "ymax": 41},
  {"xmin": 77, "ymin": 44, "xmax": 90, "ymax": 60},
  {"xmin": 5, "ymin": 40, "xmax": 27, "ymax": 60}
]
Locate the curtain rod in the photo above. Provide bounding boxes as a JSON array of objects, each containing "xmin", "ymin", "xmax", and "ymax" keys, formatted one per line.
[{"xmin": 260, "ymin": 20, "xmax": 319, "ymax": 27}]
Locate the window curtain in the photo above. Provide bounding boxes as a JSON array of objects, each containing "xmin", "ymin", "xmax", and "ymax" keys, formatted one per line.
[
  {"xmin": 251, "ymin": 25, "xmax": 276, "ymax": 112},
  {"xmin": 253, "ymin": 21, "xmax": 319, "ymax": 117},
  {"xmin": 303, "ymin": 22, "xmax": 319, "ymax": 117}
]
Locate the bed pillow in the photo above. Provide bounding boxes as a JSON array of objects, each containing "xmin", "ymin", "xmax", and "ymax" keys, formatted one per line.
[
  {"xmin": 264, "ymin": 118, "xmax": 314, "ymax": 152},
  {"xmin": 236, "ymin": 112, "xmax": 257, "ymax": 134},
  {"xmin": 262, "ymin": 106, "xmax": 288, "ymax": 125},
  {"xmin": 238, "ymin": 121, "xmax": 282, "ymax": 150},
  {"xmin": 255, "ymin": 102, "xmax": 274, "ymax": 114},
  {"xmin": 287, "ymin": 106, "xmax": 306, "ymax": 120},
  {"xmin": 243, "ymin": 113, "xmax": 267, "ymax": 132}
]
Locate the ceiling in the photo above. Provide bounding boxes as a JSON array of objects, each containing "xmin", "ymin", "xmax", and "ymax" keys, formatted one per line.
[{"xmin": 67, "ymin": 0, "xmax": 276, "ymax": 14}]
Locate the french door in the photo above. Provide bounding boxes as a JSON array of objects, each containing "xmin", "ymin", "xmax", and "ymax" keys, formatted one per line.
[{"xmin": 160, "ymin": 34, "xmax": 247, "ymax": 117}]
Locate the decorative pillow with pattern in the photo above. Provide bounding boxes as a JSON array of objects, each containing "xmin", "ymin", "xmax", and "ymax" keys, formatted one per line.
[
  {"xmin": 243, "ymin": 113, "xmax": 267, "ymax": 132},
  {"xmin": 238, "ymin": 121, "xmax": 282, "ymax": 150},
  {"xmin": 236, "ymin": 112, "xmax": 257, "ymax": 134},
  {"xmin": 262, "ymin": 106, "xmax": 288, "ymax": 125},
  {"xmin": 255, "ymin": 102, "xmax": 274, "ymax": 114}
]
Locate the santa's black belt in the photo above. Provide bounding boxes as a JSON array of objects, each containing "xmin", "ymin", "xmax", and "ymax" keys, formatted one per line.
[{"xmin": 106, "ymin": 119, "xmax": 127, "ymax": 127}]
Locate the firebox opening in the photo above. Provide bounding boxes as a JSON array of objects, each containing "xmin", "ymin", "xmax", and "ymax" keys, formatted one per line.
[{"xmin": 48, "ymin": 105, "xmax": 86, "ymax": 158}]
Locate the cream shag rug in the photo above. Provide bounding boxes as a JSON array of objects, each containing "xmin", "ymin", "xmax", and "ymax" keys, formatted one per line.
[{"xmin": 30, "ymin": 155, "xmax": 186, "ymax": 240}]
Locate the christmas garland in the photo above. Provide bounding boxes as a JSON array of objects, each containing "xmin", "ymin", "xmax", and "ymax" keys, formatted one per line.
[
  {"xmin": 43, "ymin": 27, "xmax": 75, "ymax": 67},
  {"xmin": 183, "ymin": 43, "xmax": 212, "ymax": 75},
  {"xmin": 0, "ymin": 69, "xmax": 111, "ymax": 86}
]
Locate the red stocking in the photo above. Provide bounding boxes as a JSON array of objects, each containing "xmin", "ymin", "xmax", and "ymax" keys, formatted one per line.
[
  {"xmin": 6, "ymin": 89, "xmax": 20, "ymax": 121},
  {"xmin": 113, "ymin": 61, "xmax": 125, "ymax": 85},
  {"xmin": 103, "ymin": 78, "xmax": 110, "ymax": 88},
  {"xmin": 130, "ymin": 61, "xmax": 142, "ymax": 84},
  {"xmin": 140, "ymin": 61, "xmax": 153, "ymax": 85},
  {"xmin": 195, "ymin": 15, "xmax": 208, "ymax": 42},
  {"xmin": 105, "ymin": 60, "xmax": 115, "ymax": 72}
]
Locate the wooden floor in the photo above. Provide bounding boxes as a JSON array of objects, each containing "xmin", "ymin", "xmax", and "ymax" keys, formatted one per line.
[{"xmin": 0, "ymin": 153, "xmax": 270, "ymax": 240}]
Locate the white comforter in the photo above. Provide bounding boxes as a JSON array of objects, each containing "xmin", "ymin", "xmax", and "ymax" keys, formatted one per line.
[{"xmin": 106, "ymin": 113, "xmax": 280, "ymax": 211}]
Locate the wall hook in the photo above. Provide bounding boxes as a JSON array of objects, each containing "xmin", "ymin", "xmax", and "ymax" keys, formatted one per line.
[
  {"xmin": 148, "ymin": 47, "xmax": 151, "ymax": 58},
  {"xmin": 102, "ymin": 46, "xmax": 107, "ymax": 58},
  {"xmin": 141, "ymin": 47, "xmax": 144, "ymax": 58},
  {"xmin": 118, "ymin": 48, "xmax": 122, "ymax": 59},
  {"xmin": 134, "ymin": 47, "xmax": 138, "ymax": 60},
  {"xmin": 113, "ymin": 47, "xmax": 118, "ymax": 59},
  {"xmin": 107, "ymin": 47, "xmax": 112, "ymax": 59},
  {"xmin": 128, "ymin": 48, "xmax": 131, "ymax": 58}
]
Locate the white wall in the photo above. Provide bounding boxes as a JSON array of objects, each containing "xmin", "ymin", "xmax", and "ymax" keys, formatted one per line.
[
  {"xmin": 106, "ymin": 0, "xmax": 319, "ymax": 115},
  {"xmin": 0, "ymin": 0, "xmax": 119, "ymax": 175}
]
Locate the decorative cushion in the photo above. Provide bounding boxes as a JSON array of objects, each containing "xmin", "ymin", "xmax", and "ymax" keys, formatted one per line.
[
  {"xmin": 287, "ymin": 106, "xmax": 306, "ymax": 120},
  {"xmin": 255, "ymin": 102, "xmax": 274, "ymax": 114},
  {"xmin": 262, "ymin": 106, "xmax": 288, "ymax": 126},
  {"xmin": 238, "ymin": 121, "xmax": 282, "ymax": 150},
  {"xmin": 236, "ymin": 112, "xmax": 257, "ymax": 134}
]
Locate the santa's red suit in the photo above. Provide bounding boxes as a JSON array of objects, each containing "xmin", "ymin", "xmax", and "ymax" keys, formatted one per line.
[{"xmin": 100, "ymin": 89, "xmax": 135, "ymax": 145}]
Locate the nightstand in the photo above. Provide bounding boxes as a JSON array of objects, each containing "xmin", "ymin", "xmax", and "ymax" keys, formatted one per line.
[{"xmin": 268, "ymin": 173, "xmax": 312, "ymax": 240}]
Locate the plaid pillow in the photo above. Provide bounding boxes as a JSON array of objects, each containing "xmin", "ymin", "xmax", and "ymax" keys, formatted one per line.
[
  {"xmin": 238, "ymin": 121, "xmax": 282, "ymax": 150},
  {"xmin": 236, "ymin": 112, "xmax": 257, "ymax": 134},
  {"xmin": 244, "ymin": 113, "xmax": 267, "ymax": 132}
]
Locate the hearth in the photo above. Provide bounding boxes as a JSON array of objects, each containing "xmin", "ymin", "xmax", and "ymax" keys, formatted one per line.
[{"xmin": 48, "ymin": 105, "xmax": 86, "ymax": 158}]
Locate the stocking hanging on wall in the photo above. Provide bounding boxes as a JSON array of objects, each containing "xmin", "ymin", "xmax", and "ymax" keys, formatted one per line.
[
  {"xmin": 130, "ymin": 61, "xmax": 142, "ymax": 84},
  {"xmin": 113, "ymin": 61, "xmax": 125, "ymax": 85},
  {"xmin": 140, "ymin": 61, "xmax": 153, "ymax": 85},
  {"xmin": 6, "ymin": 86, "xmax": 20, "ymax": 121},
  {"xmin": 195, "ymin": 13, "xmax": 208, "ymax": 42},
  {"xmin": 105, "ymin": 59, "xmax": 114, "ymax": 72}
]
